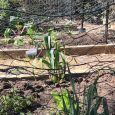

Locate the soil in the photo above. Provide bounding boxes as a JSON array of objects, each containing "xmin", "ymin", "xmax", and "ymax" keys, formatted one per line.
[
  {"xmin": 0, "ymin": 79, "xmax": 71, "ymax": 115},
  {"xmin": 0, "ymin": 72, "xmax": 114, "ymax": 115},
  {"xmin": 1, "ymin": 22, "xmax": 115, "ymax": 49},
  {"xmin": 0, "ymin": 32, "xmax": 109, "ymax": 49},
  {"xmin": 60, "ymin": 32, "xmax": 106, "ymax": 45}
]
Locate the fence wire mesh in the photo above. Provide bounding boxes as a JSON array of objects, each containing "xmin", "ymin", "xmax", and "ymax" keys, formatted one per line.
[{"xmin": 0, "ymin": 0, "xmax": 115, "ymax": 114}]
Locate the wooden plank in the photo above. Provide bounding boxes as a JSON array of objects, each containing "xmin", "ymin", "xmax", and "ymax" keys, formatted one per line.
[
  {"xmin": 0, "ymin": 49, "xmax": 28, "ymax": 58},
  {"xmin": 64, "ymin": 44, "xmax": 115, "ymax": 55},
  {"xmin": 0, "ymin": 74, "xmax": 49, "ymax": 81},
  {"xmin": 0, "ymin": 44, "xmax": 115, "ymax": 58}
]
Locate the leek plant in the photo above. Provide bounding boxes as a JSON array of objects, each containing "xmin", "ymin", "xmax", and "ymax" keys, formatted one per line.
[
  {"xmin": 52, "ymin": 79, "xmax": 109, "ymax": 115},
  {"xmin": 52, "ymin": 67, "xmax": 109, "ymax": 115},
  {"xmin": 41, "ymin": 30, "xmax": 66, "ymax": 83}
]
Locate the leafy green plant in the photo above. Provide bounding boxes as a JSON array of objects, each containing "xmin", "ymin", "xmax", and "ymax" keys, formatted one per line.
[
  {"xmin": 0, "ymin": 0, "xmax": 9, "ymax": 35},
  {"xmin": 0, "ymin": 0, "xmax": 9, "ymax": 19},
  {"xmin": 26, "ymin": 22, "xmax": 36, "ymax": 37},
  {"xmin": 84, "ymin": 78, "xmax": 109, "ymax": 115},
  {"xmin": 2, "ymin": 38, "xmax": 14, "ymax": 46},
  {"xmin": 4, "ymin": 28, "xmax": 11, "ymax": 38},
  {"xmin": 14, "ymin": 37, "xmax": 25, "ymax": 47},
  {"xmin": 52, "ymin": 76, "xmax": 109, "ymax": 115},
  {"xmin": 3, "ymin": 16, "xmax": 37, "ymax": 46},
  {"xmin": 4, "ymin": 16, "xmax": 26, "ymax": 37},
  {"xmin": 0, "ymin": 90, "xmax": 33, "ymax": 115}
]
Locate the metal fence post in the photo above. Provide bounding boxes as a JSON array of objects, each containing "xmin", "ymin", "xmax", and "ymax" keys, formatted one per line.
[
  {"xmin": 105, "ymin": 2, "xmax": 110, "ymax": 43},
  {"xmin": 81, "ymin": 0, "xmax": 85, "ymax": 30}
]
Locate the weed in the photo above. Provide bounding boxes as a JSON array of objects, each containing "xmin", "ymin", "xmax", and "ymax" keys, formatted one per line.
[{"xmin": 0, "ymin": 89, "xmax": 33, "ymax": 115}]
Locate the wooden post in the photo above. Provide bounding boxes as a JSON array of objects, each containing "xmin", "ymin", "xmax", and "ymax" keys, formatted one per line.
[{"xmin": 105, "ymin": 2, "xmax": 109, "ymax": 43}]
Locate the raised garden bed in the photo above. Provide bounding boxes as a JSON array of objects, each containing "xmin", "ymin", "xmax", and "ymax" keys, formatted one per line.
[
  {"xmin": 0, "ymin": 29, "xmax": 115, "ymax": 114},
  {"xmin": 0, "ymin": 44, "xmax": 115, "ymax": 80},
  {"xmin": 0, "ymin": 13, "xmax": 115, "ymax": 115},
  {"xmin": 0, "ymin": 45, "xmax": 115, "ymax": 114},
  {"xmin": 0, "ymin": 72, "xmax": 114, "ymax": 114},
  {"xmin": 0, "ymin": 44, "xmax": 115, "ymax": 58}
]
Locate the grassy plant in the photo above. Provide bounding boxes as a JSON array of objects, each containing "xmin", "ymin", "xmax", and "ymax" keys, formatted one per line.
[{"xmin": 52, "ymin": 89, "xmax": 80, "ymax": 114}]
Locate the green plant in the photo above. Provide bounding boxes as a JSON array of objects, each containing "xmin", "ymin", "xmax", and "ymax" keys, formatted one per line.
[
  {"xmin": 3, "ymin": 16, "xmax": 37, "ymax": 46},
  {"xmin": 84, "ymin": 78, "xmax": 109, "ymax": 115},
  {"xmin": 2, "ymin": 38, "xmax": 14, "ymax": 46},
  {"xmin": 26, "ymin": 22, "xmax": 36, "ymax": 37},
  {"xmin": 14, "ymin": 37, "xmax": 25, "ymax": 47},
  {"xmin": 0, "ymin": 89, "xmax": 33, "ymax": 114},
  {"xmin": 4, "ymin": 16, "xmax": 26, "ymax": 37},
  {"xmin": 41, "ymin": 30, "xmax": 66, "ymax": 83},
  {"xmin": 52, "ymin": 75, "xmax": 109, "ymax": 115},
  {"xmin": 4, "ymin": 28, "xmax": 12, "ymax": 38},
  {"xmin": 52, "ymin": 89, "xmax": 79, "ymax": 114},
  {"xmin": 0, "ymin": 0, "xmax": 9, "ymax": 35},
  {"xmin": 0, "ymin": 0, "xmax": 9, "ymax": 19}
]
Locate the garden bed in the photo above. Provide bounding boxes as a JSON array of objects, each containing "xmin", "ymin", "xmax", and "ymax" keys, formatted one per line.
[
  {"xmin": 0, "ymin": 44, "xmax": 115, "ymax": 58},
  {"xmin": 0, "ymin": 72, "xmax": 114, "ymax": 114},
  {"xmin": 0, "ymin": 21, "xmax": 115, "ymax": 114},
  {"xmin": 0, "ymin": 46, "xmax": 115, "ymax": 114}
]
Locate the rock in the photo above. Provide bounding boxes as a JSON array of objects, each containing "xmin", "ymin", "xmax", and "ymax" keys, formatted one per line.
[
  {"xmin": 33, "ymin": 85, "xmax": 44, "ymax": 93},
  {"xmin": 26, "ymin": 48, "xmax": 37, "ymax": 58}
]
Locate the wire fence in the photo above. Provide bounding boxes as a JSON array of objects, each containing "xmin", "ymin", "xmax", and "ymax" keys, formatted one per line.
[{"xmin": 0, "ymin": 0, "xmax": 115, "ymax": 114}]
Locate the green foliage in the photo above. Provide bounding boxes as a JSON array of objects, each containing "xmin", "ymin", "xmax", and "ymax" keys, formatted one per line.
[
  {"xmin": 0, "ymin": 0, "xmax": 9, "ymax": 34},
  {"xmin": 52, "ymin": 89, "xmax": 78, "ymax": 114},
  {"xmin": 4, "ymin": 16, "xmax": 36, "ymax": 37},
  {"xmin": 41, "ymin": 30, "xmax": 66, "ymax": 83},
  {"xmin": 2, "ymin": 38, "xmax": 14, "ymax": 46},
  {"xmin": 3, "ymin": 25, "xmax": 25, "ymax": 46},
  {"xmin": 3, "ymin": 16, "xmax": 24, "ymax": 39},
  {"xmin": 3, "ymin": 16, "xmax": 37, "ymax": 46},
  {"xmin": 14, "ymin": 37, "xmax": 24, "ymax": 47},
  {"xmin": 4, "ymin": 28, "xmax": 11, "ymax": 38},
  {"xmin": 0, "ymin": 0, "xmax": 9, "ymax": 19},
  {"xmin": 26, "ymin": 22, "xmax": 36, "ymax": 39},
  {"xmin": 52, "ymin": 77, "xmax": 109, "ymax": 115},
  {"xmin": 0, "ymin": 90, "xmax": 33, "ymax": 114}
]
